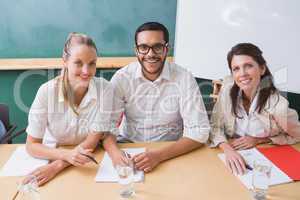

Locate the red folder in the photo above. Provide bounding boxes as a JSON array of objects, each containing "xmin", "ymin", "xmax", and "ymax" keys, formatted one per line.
[{"xmin": 257, "ymin": 145, "xmax": 300, "ymax": 181}]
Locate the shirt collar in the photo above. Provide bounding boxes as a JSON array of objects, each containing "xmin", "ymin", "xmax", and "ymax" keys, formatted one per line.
[
  {"xmin": 58, "ymin": 77, "xmax": 97, "ymax": 103},
  {"xmin": 58, "ymin": 78, "xmax": 64, "ymax": 102},
  {"xmin": 135, "ymin": 61, "xmax": 171, "ymax": 81},
  {"xmin": 158, "ymin": 61, "xmax": 171, "ymax": 81},
  {"xmin": 237, "ymin": 89, "xmax": 260, "ymax": 114},
  {"xmin": 135, "ymin": 62, "xmax": 144, "ymax": 79}
]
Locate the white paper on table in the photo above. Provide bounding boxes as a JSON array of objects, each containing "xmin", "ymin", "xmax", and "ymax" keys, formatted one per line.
[
  {"xmin": 218, "ymin": 148, "xmax": 292, "ymax": 189},
  {"xmin": 0, "ymin": 146, "xmax": 49, "ymax": 177},
  {"xmin": 95, "ymin": 148, "xmax": 145, "ymax": 182}
]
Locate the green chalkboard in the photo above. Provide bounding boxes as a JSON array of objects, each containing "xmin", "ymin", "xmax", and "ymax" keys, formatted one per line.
[{"xmin": 0, "ymin": 0, "xmax": 177, "ymax": 58}]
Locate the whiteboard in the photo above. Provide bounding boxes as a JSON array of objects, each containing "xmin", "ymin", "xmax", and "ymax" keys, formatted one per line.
[{"xmin": 174, "ymin": 0, "xmax": 300, "ymax": 93}]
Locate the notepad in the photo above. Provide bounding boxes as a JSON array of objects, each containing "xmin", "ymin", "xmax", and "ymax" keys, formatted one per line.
[
  {"xmin": 218, "ymin": 148, "xmax": 292, "ymax": 189},
  {"xmin": 95, "ymin": 148, "xmax": 145, "ymax": 182},
  {"xmin": 0, "ymin": 146, "xmax": 49, "ymax": 177}
]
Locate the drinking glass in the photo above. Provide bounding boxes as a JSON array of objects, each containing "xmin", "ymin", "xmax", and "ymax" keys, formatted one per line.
[
  {"xmin": 115, "ymin": 161, "xmax": 135, "ymax": 198},
  {"xmin": 251, "ymin": 159, "xmax": 272, "ymax": 200},
  {"xmin": 18, "ymin": 175, "xmax": 40, "ymax": 200}
]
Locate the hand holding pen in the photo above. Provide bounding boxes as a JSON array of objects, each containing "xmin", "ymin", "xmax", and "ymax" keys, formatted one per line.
[
  {"xmin": 64, "ymin": 145, "xmax": 98, "ymax": 166},
  {"xmin": 78, "ymin": 145, "xmax": 99, "ymax": 165},
  {"xmin": 245, "ymin": 163, "xmax": 253, "ymax": 171},
  {"xmin": 80, "ymin": 152, "xmax": 99, "ymax": 165},
  {"xmin": 122, "ymin": 150, "xmax": 135, "ymax": 174}
]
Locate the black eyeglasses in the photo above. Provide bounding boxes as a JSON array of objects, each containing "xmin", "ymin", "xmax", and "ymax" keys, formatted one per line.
[{"xmin": 136, "ymin": 43, "xmax": 168, "ymax": 55}]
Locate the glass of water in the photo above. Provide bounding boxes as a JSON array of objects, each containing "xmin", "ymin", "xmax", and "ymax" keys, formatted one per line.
[
  {"xmin": 115, "ymin": 161, "xmax": 135, "ymax": 198},
  {"xmin": 251, "ymin": 159, "xmax": 272, "ymax": 200},
  {"xmin": 18, "ymin": 174, "xmax": 40, "ymax": 200}
]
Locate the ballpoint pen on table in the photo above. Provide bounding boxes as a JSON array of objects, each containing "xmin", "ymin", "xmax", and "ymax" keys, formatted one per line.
[
  {"xmin": 80, "ymin": 153, "xmax": 99, "ymax": 165},
  {"xmin": 78, "ymin": 145, "xmax": 98, "ymax": 165},
  {"xmin": 245, "ymin": 163, "xmax": 253, "ymax": 171}
]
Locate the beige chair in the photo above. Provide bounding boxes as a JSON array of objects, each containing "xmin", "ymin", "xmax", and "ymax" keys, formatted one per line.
[
  {"xmin": 210, "ymin": 76, "xmax": 234, "ymax": 102},
  {"xmin": 210, "ymin": 79, "xmax": 223, "ymax": 102}
]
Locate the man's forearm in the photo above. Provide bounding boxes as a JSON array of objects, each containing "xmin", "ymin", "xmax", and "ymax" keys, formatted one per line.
[
  {"xmin": 79, "ymin": 132, "xmax": 106, "ymax": 151},
  {"xmin": 156, "ymin": 137, "xmax": 203, "ymax": 163},
  {"xmin": 102, "ymin": 134, "xmax": 121, "ymax": 157}
]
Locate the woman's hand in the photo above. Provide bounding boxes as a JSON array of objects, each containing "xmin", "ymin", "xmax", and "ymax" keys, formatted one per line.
[
  {"xmin": 63, "ymin": 145, "xmax": 94, "ymax": 166},
  {"xmin": 231, "ymin": 135, "xmax": 271, "ymax": 150},
  {"xmin": 231, "ymin": 136, "xmax": 260, "ymax": 150},
  {"xmin": 24, "ymin": 160, "xmax": 66, "ymax": 186},
  {"xmin": 219, "ymin": 143, "xmax": 247, "ymax": 175}
]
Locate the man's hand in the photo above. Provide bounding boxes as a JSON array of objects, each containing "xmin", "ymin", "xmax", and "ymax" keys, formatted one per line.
[
  {"xmin": 110, "ymin": 149, "xmax": 131, "ymax": 167},
  {"xmin": 132, "ymin": 149, "xmax": 162, "ymax": 173}
]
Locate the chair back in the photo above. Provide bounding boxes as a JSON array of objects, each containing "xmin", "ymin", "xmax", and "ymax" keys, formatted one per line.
[{"xmin": 0, "ymin": 103, "xmax": 10, "ymax": 130}]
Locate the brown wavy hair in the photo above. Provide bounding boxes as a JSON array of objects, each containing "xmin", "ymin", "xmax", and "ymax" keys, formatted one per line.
[{"xmin": 227, "ymin": 43, "xmax": 278, "ymax": 117}]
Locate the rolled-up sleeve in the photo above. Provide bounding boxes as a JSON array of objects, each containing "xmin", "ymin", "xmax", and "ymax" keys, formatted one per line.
[
  {"xmin": 270, "ymin": 133, "xmax": 299, "ymax": 145},
  {"xmin": 179, "ymin": 73, "xmax": 210, "ymax": 143},
  {"xmin": 270, "ymin": 101, "xmax": 300, "ymax": 145},
  {"xmin": 209, "ymin": 95, "xmax": 228, "ymax": 147},
  {"xmin": 208, "ymin": 77, "xmax": 234, "ymax": 147},
  {"xmin": 110, "ymin": 72, "xmax": 127, "ymax": 136},
  {"xmin": 91, "ymin": 81, "xmax": 115, "ymax": 134},
  {"xmin": 26, "ymin": 84, "xmax": 48, "ymax": 139}
]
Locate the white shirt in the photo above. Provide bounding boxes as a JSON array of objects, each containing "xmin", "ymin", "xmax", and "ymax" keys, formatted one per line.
[
  {"xmin": 26, "ymin": 77, "xmax": 114, "ymax": 146},
  {"xmin": 235, "ymin": 91, "xmax": 268, "ymax": 137},
  {"xmin": 110, "ymin": 61, "xmax": 210, "ymax": 143}
]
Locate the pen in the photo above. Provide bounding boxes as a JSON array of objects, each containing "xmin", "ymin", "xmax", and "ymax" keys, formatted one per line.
[
  {"xmin": 245, "ymin": 164, "xmax": 253, "ymax": 171},
  {"xmin": 12, "ymin": 191, "xmax": 19, "ymax": 200},
  {"xmin": 122, "ymin": 150, "xmax": 136, "ymax": 174},
  {"xmin": 78, "ymin": 144, "xmax": 98, "ymax": 165},
  {"xmin": 123, "ymin": 150, "xmax": 131, "ymax": 159},
  {"xmin": 80, "ymin": 153, "xmax": 98, "ymax": 165}
]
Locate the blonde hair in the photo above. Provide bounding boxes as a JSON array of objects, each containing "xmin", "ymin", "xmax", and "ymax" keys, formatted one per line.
[{"xmin": 62, "ymin": 32, "xmax": 98, "ymax": 115}]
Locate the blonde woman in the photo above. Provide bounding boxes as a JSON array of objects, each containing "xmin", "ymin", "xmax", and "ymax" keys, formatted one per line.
[
  {"xmin": 25, "ymin": 33, "xmax": 125, "ymax": 186},
  {"xmin": 210, "ymin": 43, "xmax": 300, "ymax": 175}
]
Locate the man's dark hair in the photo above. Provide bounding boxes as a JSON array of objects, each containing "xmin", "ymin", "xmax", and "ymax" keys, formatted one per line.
[{"xmin": 135, "ymin": 22, "xmax": 169, "ymax": 45}]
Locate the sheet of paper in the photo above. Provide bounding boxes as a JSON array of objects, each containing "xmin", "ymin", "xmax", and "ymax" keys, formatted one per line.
[
  {"xmin": 218, "ymin": 148, "xmax": 292, "ymax": 189},
  {"xmin": 0, "ymin": 146, "xmax": 49, "ymax": 177},
  {"xmin": 95, "ymin": 148, "xmax": 145, "ymax": 182}
]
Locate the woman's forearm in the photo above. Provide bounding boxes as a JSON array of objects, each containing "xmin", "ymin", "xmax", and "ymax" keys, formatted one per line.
[
  {"xmin": 256, "ymin": 137, "xmax": 271, "ymax": 145},
  {"xmin": 273, "ymin": 115, "xmax": 300, "ymax": 138},
  {"xmin": 26, "ymin": 132, "xmax": 104, "ymax": 161},
  {"xmin": 26, "ymin": 142, "xmax": 69, "ymax": 161}
]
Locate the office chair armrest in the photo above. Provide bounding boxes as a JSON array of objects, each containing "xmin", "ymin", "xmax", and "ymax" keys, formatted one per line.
[
  {"xmin": 0, "ymin": 128, "xmax": 26, "ymax": 144},
  {"xmin": 0, "ymin": 124, "xmax": 17, "ymax": 144}
]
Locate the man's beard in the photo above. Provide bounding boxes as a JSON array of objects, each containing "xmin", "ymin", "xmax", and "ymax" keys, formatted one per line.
[{"xmin": 138, "ymin": 56, "xmax": 167, "ymax": 77}]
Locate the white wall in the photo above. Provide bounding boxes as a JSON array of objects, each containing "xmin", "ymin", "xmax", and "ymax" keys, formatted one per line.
[{"xmin": 175, "ymin": 0, "xmax": 300, "ymax": 93}]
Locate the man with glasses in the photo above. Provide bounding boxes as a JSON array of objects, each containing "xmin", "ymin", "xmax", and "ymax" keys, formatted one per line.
[{"xmin": 110, "ymin": 22, "xmax": 210, "ymax": 172}]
